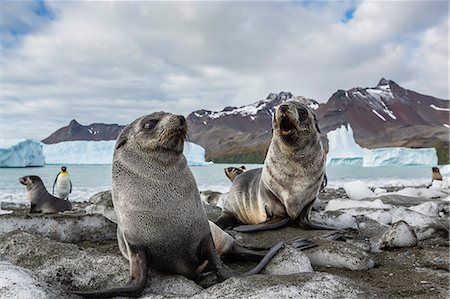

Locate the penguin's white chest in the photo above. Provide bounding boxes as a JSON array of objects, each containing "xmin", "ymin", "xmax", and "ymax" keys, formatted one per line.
[{"xmin": 55, "ymin": 175, "xmax": 71, "ymax": 199}]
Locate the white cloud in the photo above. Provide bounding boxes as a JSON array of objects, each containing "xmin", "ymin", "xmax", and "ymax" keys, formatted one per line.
[{"xmin": 0, "ymin": 0, "xmax": 448, "ymax": 140}]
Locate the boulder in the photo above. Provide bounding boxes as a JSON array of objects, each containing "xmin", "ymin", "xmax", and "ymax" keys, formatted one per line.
[
  {"xmin": 0, "ymin": 260, "xmax": 67, "ymax": 299},
  {"xmin": 0, "ymin": 213, "xmax": 116, "ymax": 243}
]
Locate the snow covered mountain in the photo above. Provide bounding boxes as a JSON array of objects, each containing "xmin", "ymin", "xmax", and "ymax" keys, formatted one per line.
[
  {"xmin": 316, "ymin": 78, "xmax": 449, "ymax": 151},
  {"xmin": 187, "ymin": 80, "xmax": 449, "ymax": 163}
]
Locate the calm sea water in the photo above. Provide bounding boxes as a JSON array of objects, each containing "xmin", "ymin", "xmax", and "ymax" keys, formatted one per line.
[{"xmin": 0, "ymin": 164, "xmax": 433, "ymax": 204}]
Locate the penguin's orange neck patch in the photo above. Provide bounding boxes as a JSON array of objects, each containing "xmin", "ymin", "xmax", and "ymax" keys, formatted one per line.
[{"xmin": 60, "ymin": 171, "xmax": 69, "ymax": 176}]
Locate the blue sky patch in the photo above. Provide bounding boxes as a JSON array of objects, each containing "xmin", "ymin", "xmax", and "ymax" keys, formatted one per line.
[
  {"xmin": 342, "ymin": 7, "xmax": 356, "ymax": 23},
  {"xmin": 33, "ymin": 0, "xmax": 55, "ymax": 20}
]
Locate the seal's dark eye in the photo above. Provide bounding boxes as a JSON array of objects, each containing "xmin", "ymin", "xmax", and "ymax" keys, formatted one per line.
[
  {"xmin": 144, "ymin": 120, "xmax": 158, "ymax": 130},
  {"xmin": 298, "ymin": 108, "xmax": 308, "ymax": 121}
]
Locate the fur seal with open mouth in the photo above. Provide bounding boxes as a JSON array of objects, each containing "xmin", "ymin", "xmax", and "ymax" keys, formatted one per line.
[
  {"xmin": 216, "ymin": 101, "xmax": 327, "ymax": 232},
  {"xmin": 73, "ymin": 112, "xmax": 282, "ymax": 298},
  {"xmin": 19, "ymin": 175, "xmax": 72, "ymax": 213}
]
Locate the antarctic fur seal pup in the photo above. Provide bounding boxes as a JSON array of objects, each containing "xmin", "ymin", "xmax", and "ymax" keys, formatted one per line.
[
  {"xmin": 224, "ymin": 165, "xmax": 247, "ymax": 182},
  {"xmin": 216, "ymin": 101, "xmax": 326, "ymax": 232},
  {"xmin": 73, "ymin": 112, "xmax": 282, "ymax": 298},
  {"xmin": 52, "ymin": 166, "xmax": 72, "ymax": 199},
  {"xmin": 19, "ymin": 175, "xmax": 72, "ymax": 213}
]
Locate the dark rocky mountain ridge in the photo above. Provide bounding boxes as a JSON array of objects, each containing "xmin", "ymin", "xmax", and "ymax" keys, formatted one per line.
[
  {"xmin": 42, "ymin": 79, "xmax": 449, "ymax": 163},
  {"xmin": 42, "ymin": 119, "xmax": 125, "ymax": 144}
]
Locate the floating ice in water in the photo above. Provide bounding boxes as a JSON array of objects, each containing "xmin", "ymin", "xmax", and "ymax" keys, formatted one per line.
[
  {"xmin": 343, "ymin": 181, "xmax": 376, "ymax": 200},
  {"xmin": 42, "ymin": 140, "xmax": 210, "ymax": 166},
  {"xmin": 0, "ymin": 139, "xmax": 45, "ymax": 168},
  {"xmin": 326, "ymin": 125, "xmax": 438, "ymax": 166}
]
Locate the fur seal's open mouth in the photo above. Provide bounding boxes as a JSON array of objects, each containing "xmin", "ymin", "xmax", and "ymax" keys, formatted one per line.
[{"xmin": 279, "ymin": 117, "xmax": 296, "ymax": 136}]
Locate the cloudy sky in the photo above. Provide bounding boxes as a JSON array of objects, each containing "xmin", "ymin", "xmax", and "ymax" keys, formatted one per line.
[{"xmin": 1, "ymin": 0, "xmax": 448, "ymax": 140}]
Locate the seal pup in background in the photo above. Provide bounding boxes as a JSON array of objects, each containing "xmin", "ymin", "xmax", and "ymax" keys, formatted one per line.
[
  {"xmin": 224, "ymin": 165, "xmax": 247, "ymax": 182},
  {"xmin": 52, "ymin": 166, "xmax": 72, "ymax": 199},
  {"xmin": 431, "ymin": 167, "xmax": 443, "ymax": 183},
  {"xmin": 200, "ymin": 166, "xmax": 247, "ymax": 207},
  {"xmin": 73, "ymin": 112, "xmax": 282, "ymax": 298},
  {"xmin": 19, "ymin": 176, "xmax": 72, "ymax": 213},
  {"xmin": 216, "ymin": 101, "xmax": 327, "ymax": 232}
]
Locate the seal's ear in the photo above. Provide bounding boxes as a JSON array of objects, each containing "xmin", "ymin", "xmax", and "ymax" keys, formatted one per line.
[{"xmin": 116, "ymin": 125, "xmax": 131, "ymax": 150}]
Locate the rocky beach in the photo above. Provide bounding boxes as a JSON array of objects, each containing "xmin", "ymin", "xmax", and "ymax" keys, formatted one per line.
[{"xmin": 0, "ymin": 186, "xmax": 448, "ymax": 299}]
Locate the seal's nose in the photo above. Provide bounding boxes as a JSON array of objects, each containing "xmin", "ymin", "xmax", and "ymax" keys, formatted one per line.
[{"xmin": 279, "ymin": 105, "xmax": 288, "ymax": 113}]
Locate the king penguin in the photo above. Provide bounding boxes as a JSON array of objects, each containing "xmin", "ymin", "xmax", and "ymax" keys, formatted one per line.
[{"xmin": 53, "ymin": 166, "xmax": 72, "ymax": 200}]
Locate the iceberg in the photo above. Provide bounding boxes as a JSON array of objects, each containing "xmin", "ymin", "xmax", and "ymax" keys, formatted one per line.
[
  {"xmin": 0, "ymin": 139, "xmax": 45, "ymax": 167},
  {"xmin": 364, "ymin": 147, "xmax": 438, "ymax": 167},
  {"xmin": 43, "ymin": 140, "xmax": 210, "ymax": 166},
  {"xmin": 326, "ymin": 125, "xmax": 369, "ymax": 166},
  {"xmin": 326, "ymin": 125, "xmax": 438, "ymax": 167}
]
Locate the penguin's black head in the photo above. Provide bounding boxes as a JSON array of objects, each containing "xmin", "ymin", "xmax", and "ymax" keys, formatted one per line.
[{"xmin": 61, "ymin": 166, "xmax": 67, "ymax": 172}]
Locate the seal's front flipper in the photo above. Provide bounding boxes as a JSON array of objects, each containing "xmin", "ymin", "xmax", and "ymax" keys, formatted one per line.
[
  {"xmin": 233, "ymin": 218, "xmax": 290, "ymax": 233},
  {"xmin": 71, "ymin": 246, "xmax": 147, "ymax": 298},
  {"xmin": 244, "ymin": 241, "xmax": 283, "ymax": 275},
  {"xmin": 290, "ymin": 238, "xmax": 317, "ymax": 250}
]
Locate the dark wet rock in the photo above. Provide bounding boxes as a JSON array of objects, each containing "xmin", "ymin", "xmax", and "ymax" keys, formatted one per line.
[
  {"xmin": 0, "ymin": 213, "xmax": 116, "ymax": 243},
  {"xmin": 229, "ymin": 226, "xmax": 337, "ymax": 249}
]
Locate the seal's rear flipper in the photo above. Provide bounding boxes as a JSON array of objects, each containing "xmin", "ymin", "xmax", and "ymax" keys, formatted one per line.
[
  {"xmin": 71, "ymin": 247, "xmax": 147, "ymax": 298},
  {"xmin": 244, "ymin": 241, "xmax": 283, "ymax": 275},
  {"xmin": 290, "ymin": 238, "xmax": 317, "ymax": 250},
  {"xmin": 227, "ymin": 243, "xmax": 268, "ymax": 261},
  {"xmin": 298, "ymin": 220, "xmax": 337, "ymax": 231},
  {"xmin": 233, "ymin": 218, "xmax": 290, "ymax": 232}
]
